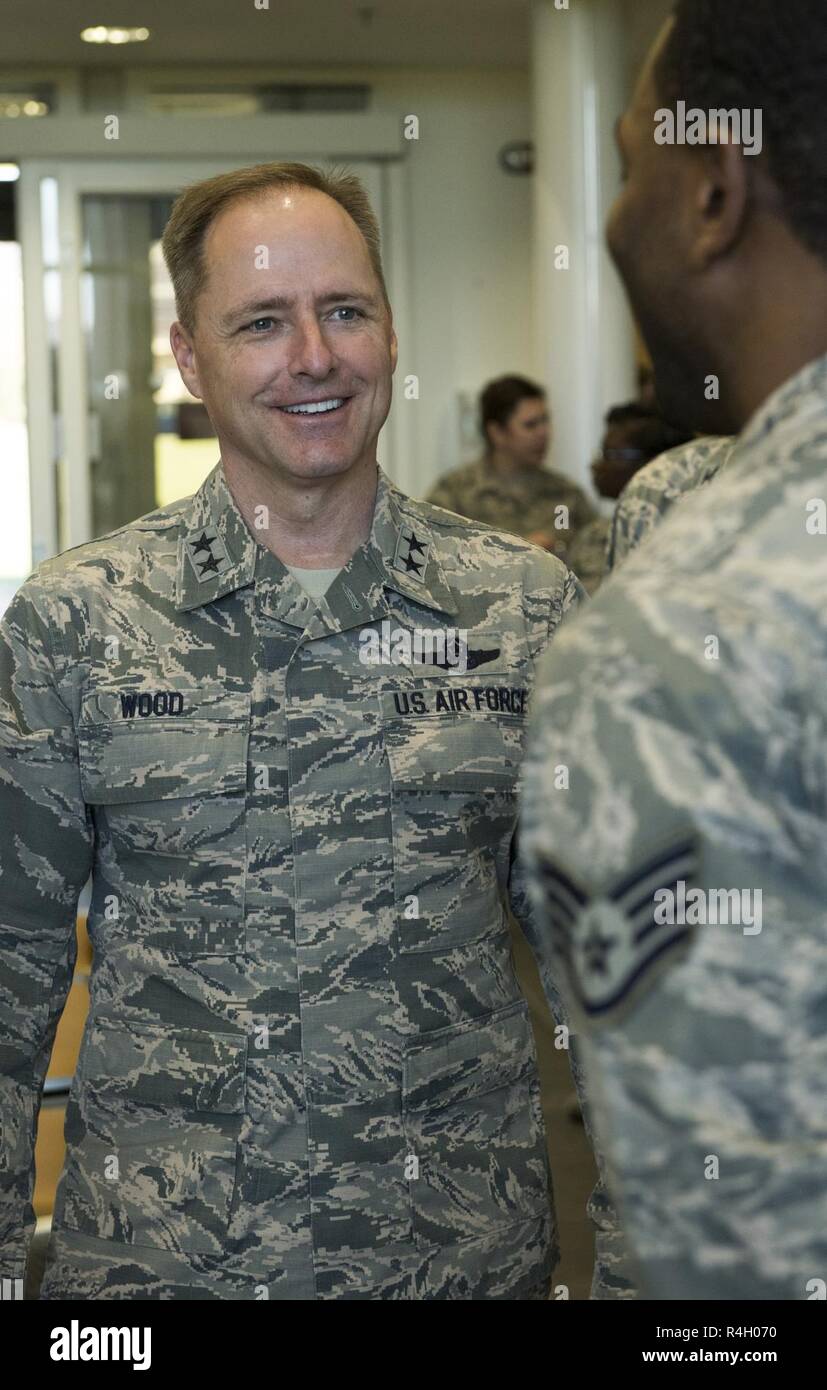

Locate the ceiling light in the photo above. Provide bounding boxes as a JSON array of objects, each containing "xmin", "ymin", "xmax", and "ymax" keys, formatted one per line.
[
  {"xmin": 80, "ymin": 26, "xmax": 150, "ymax": 45},
  {"xmin": 0, "ymin": 95, "xmax": 50, "ymax": 118},
  {"xmin": 0, "ymin": 164, "xmax": 20, "ymax": 181}
]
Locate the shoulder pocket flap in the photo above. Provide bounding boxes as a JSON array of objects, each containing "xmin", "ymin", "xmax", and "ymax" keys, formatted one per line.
[
  {"xmin": 403, "ymin": 1000, "xmax": 535, "ymax": 1111},
  {"xmin": 85, "ymin": 1019, "xmax": 247, "ymax": 1113},
  {"xmin": 78, "ymin": 688, "xmax": 250, "ymax": 804}
]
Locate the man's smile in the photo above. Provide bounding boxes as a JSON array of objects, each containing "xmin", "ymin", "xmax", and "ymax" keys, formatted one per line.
[{"xmin": 272, "ymin": 395, "xmax": 353, "ymax": 420}]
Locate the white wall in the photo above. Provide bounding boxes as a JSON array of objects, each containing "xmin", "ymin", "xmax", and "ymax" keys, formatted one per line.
[
  {"xmin": 396, "ymin": 0, "xmax": 677, "ymax": 496},
  {"xmin": 366, "ymin": 66, "xmax": 536, "ymax": 496}
]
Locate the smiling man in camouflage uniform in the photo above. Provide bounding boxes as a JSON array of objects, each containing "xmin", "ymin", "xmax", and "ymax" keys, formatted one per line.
[
  {"xmin": 522, "ymin": 0, "xmax": 827, "ymax": 1299},
  {"xmin": 0, "ymin": 161, "xmax": 593, "ymax": 1301}
]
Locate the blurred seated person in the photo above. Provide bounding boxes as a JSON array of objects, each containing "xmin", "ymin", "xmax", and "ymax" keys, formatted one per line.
[
  {"xmin": 566, "ymin": 403, "xmax": 692, "ymax": 594},
  {"xmin": 425, "ymin": 375, "xmax": 596, "ymax": 565}
]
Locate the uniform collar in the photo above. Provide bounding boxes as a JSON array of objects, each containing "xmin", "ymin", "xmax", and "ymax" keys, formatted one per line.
[
  {"xmin": 175, "ymin": 460, "xmax": 458, "ymax": 624},
  {"xmin": 736, "ymin": 350, "xmax": 827, "ymax": 460}
]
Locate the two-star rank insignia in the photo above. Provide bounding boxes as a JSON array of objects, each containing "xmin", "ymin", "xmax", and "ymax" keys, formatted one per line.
[
  {"xmin": 392, "ymin": 524, "xmax": 430, "ymax": 583},
  {"xmin": 538, "ymin": 834, "xmax": 701, "ymax": 1025},
  {"xmin": 185, "ymin": 527, "xmax": 231, "ymax": 583}
]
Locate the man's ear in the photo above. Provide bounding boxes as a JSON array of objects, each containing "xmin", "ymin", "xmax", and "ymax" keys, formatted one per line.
[
  {"xmin": 389, "ymin": 323, "xmax": 399, "ymax": 374},
  {"xmin": 689, "ymin": 140, "xmax": 750, "ymax": 272},
  {"xmin": 169, "ymin": 321, "xmax": 203, "ymax": 401}
]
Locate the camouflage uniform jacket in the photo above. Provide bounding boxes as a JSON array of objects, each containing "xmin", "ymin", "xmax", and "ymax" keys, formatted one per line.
[
  {"xmin": 520, "ymin": 352, "xmax": 827, "ymax": 1299},
  {"xmin": 0, "ymin": 460, "xmax": 584, "ymax": 1301},
  {"xmin": 425, "ymin": 456, "xmax": 597, "ymax": 567},
  {"xmin": 605, "ymin": 435, "xmax": 736, "ymax": 573}
]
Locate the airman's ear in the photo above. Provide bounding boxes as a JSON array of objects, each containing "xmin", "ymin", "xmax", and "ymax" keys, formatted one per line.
[{"xmin": 688, "ymin": 139, "xmax": 750, "ymax": 273}]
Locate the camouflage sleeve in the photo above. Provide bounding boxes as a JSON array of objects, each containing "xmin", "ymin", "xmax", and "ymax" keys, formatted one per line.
[
  {"xmin": 507, "ymin": 553, "xmax": 584, "ymax": 1007},
  {"xmin": 507, "ymin": 560, "xmax": 639, "ymax": 1299},
  {"xmin": 605, "ymin": 439, "xmax": 727, "ymax": 574},
  {"xmin": 603, "ymin": 501, "xmax": 622, "ymax": 575},
  {"xmin": 513, "ymin": 853, "xmax": 641, "ymax": 1298},
  {"xmin": 520, "ymin": 582, "xmax": 827, "ymax": 1300},
  {"xmin": 560, "ymin": 565, "xmax": 588, "ymax": 621},
  {"xmin": 604, "ymin": 491, "xmax": 658, "ymax": 574},
  {"xmin": 0, "ymin": 577, "xmax": 93, "ymax": 1287}
]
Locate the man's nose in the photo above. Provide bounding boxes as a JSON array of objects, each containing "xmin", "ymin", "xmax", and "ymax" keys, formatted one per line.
[{"xmin": 288, "ymin": 315, "xmax": 336, "ymax": 378}]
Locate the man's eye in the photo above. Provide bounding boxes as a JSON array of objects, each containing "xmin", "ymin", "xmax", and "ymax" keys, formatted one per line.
[
  {"xmin": 331, "ymin": 306, "xmax": 363, "ymax": 323},
  {"xmin": 247, "ymin": 317, "xmax": 275, "ymax": 332}
]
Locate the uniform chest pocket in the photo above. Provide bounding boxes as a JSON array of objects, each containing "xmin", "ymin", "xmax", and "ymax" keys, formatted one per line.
[
  {"xmin": 380, "ymin": 687, "xmax": 525, "ymax": 954},
  {"xmin": 58, "ymin": 1018, "xmax": 247, "ymax": 1257},
  {"xmin": 77, "ymin": 686, "xmax": 250, "ymax": 920},
  {"xmin": 402, "ymin": 1000, "xmax": 550, "ymax": 1249}
]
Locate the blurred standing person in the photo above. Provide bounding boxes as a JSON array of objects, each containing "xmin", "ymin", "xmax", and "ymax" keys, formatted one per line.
[
  {"xmin": 567, "ymin": 403, "xmax": 692, "ymax": 593},
  {"xmin": 605, "ymin": 433, "xmax": 735, "ymax": 573},
  {"xmin": 426, "ymin": 376, "xmax": 596, "ymax": 566},
  {"xmin": 591, "ymin": 404, "xmax": 691, "ymax": 505}
]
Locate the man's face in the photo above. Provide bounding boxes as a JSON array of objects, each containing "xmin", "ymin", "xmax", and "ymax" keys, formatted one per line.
[
  {"xmin": 171, "ymin": 187, "xmax": 397, "ymax": 486},
  {"xmin": 492, "ymin": 397, "xmax": 550, "ymax": 467},
  {"xmin": 606, "ymin": 21, "xmax": 726, "ymax": 433}
]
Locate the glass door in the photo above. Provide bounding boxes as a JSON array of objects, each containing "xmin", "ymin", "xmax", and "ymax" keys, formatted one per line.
[{"xmin": 82, "ymin": 193, "xmax": 165, "ymax": 537}]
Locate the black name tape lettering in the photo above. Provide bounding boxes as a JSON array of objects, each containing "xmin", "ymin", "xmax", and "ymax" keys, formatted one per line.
[{"xmin": 120, "ymin": 691, "xmax": 185, "ymax": 719}]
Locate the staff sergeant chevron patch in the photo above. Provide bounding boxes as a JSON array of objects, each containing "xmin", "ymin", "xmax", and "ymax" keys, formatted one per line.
[
  {"xmin": 184, "ymin": 527, "xmax": 231, "ymax": 582},
  {"xmin": 538, "ymin": 834, "xmax": 701, "ymax": 1025}
]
